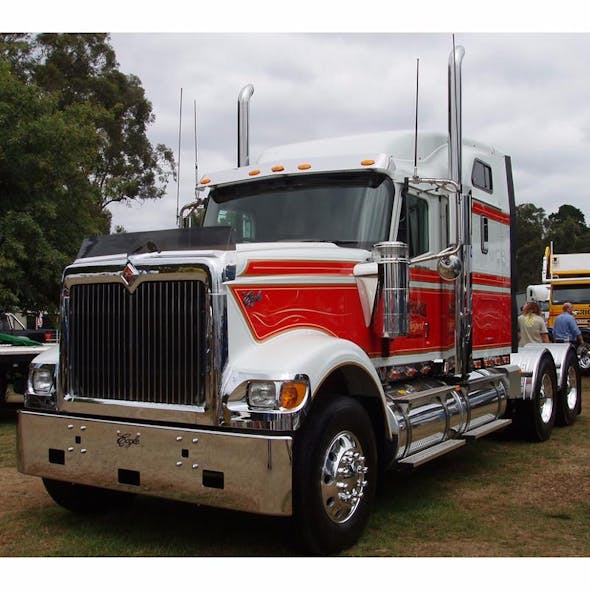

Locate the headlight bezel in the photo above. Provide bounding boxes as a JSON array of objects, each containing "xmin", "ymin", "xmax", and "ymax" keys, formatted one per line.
[{"xmin": 25, "ymin": 363, "xmax": 57, "ymax": 410}]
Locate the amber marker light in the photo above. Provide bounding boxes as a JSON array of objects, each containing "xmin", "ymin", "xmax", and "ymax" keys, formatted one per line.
[
  {"xmin": 297, "ymin": 163, "xmax": 312, "ymax": 170},
  {"xmin": 361, "ymin": 159, "xmax": 375, "ymax": 166},
  {"xmin": 248, "ymin": 169, "xmax": 261, "ymax": 176},
  {"xmin": 200, "ymin": 178, "xmax": 212, "ymax": 185},
  {"xmin": 272, "ymin": 165, "xmax": 285, "ymax": 172},
  {"xmin": 280, "ymin": 381, "xmax": 307, "ymax": 410}
]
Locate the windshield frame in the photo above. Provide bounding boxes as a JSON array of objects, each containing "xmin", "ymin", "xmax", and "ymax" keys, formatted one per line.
[{"xmin": 203, "ymin": 171, "xmax": 395, "ymax": 250}]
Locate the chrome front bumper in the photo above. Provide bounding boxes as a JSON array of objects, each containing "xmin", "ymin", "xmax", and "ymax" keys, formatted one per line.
[{"xmin": 17, "ymin": 411, "xmax": 293, "ymax": 516}]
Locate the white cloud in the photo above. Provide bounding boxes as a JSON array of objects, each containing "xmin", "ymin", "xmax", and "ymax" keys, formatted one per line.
[{"xmin": 104, "ymin": 32, "xmax": 590, "ymax": 232}]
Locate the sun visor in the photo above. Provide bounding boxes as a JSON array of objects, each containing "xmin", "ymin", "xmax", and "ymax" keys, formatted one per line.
[{"xmin": 77, "ymin": 226, "xmax": 236, "ymax": 259}]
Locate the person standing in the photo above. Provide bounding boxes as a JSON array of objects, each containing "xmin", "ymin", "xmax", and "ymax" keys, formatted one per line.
[
  {"xmin": 552, "ymin": 302, "xmax": 584, "ymax": 345},
  {"xmin": 518, "ymin": 302, "xmax": 550, "ymax": 345}
]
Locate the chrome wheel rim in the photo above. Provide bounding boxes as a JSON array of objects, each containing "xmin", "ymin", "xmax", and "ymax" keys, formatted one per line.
[
  {"xmin": 565, "ymin": 365, "xmax": 579, "ymax": 411},
  {"xmin": 578, "ymin": 351, "xmax": 590, "ymax": 371},
  {"xmin": 539, "ymin": 373, "xmax": 554, "ymax": 424},
  {"xmin": 320, "ymin": 431, "xmax": 368, "ymax": 524}
]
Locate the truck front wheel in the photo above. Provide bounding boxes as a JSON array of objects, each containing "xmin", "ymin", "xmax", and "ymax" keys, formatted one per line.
[
  {"xmin": 293, "ymin": 395, "xmax": 377, "ymax": 555},
  {"xmin": 43, "ymin": 478, "xmax": 134, "ymax": 513}
]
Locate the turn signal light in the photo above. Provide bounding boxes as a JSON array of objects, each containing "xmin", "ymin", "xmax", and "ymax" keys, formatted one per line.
[{"xmin": 280, "ymin": 381, "xmax": 307, "ymax": 410}]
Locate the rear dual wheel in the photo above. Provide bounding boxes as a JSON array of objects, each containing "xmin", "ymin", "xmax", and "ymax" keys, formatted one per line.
[
  {"xmin": 556, "ymin": 348, "xmax": 581, "ymax": 426},
  {"xmin": 515, "ymin": 354, "xmax": 557, "ymax": 442}
]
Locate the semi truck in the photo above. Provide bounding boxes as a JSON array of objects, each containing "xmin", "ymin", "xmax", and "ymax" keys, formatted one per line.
[
  {"xmin": 1, "ymin": 312, "xmax": 57, "ymax": 407},
  {"xmin": 542, "ymin": 244, "xmax": 590, "ymax": 371},
  {"xmin": 17, "ymin": 46, "xmax": 582, "ymax": 555},
  {"xmin": 525, "ymin": 284, "xmax": 550, "ymax": 321}
]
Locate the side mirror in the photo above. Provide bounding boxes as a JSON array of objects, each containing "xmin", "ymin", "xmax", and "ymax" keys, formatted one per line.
[{"xmin": 437, "ymin": 254, "xmax": 462, "ymax": 281}]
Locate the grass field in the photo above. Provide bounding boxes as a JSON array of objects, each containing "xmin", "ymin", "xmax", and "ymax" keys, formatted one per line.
[{"xmin": 1, "ymin": 382, "xmax": 589, "ymax": 558}]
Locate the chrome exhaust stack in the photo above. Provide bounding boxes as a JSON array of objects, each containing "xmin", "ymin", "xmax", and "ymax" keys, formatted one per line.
[
  {"xmin": 448, "ymin": 45, "xmax": 464, "ymax": 189},
  {"xmin": 448, "ymin": 44, "xmax": 472, "ymax": 379},
  {"xmin": 237, "ymin": 84, "xmax": 254, "ymax": 167}
]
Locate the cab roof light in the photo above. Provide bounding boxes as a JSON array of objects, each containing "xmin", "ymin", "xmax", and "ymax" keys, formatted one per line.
[
  {"xmin": 361, "ymin": 159, "xmax": 376, "ymax": 166},
  {"xmin": 248, "ymin": 169, "xmax": 261, "ymax": 176},
  {"xmin": 297, "ymin": 163, "xmax": 312, "ymax": 170},
  {"xmin": 271, "ymin": 165, "xmax": 285, "ymax": 172},
  {"xmin": 200, "ymin": 178, "xmax": 212, "ymax": 185}
]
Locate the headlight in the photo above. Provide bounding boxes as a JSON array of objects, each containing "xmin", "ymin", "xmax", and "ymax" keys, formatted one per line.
[
  {"xmin": 247, "ymin": 381, "xmax": 277, "ymax": 409},
  {"xmin": 247, "ymin": 379, "xmax": 308, "ymax": 411},
  {"xmin": 25, "ymin": 363, "xmax": 57, "ymax": 410},
  {"xmin": 32, "ymin": 367, "xmax": 54, "ymax": 394}
]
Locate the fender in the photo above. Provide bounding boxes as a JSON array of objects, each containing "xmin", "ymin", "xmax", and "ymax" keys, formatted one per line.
[
  {"xmin": 29, "ymin": 344, "xmax": 59, "ymax": 367},
  {"xmin": 514, "ymin": 342, "xmax": 574, "ymax": 392},
  {"xmin": 221, "ymin": 328, "xmax": 392, "ymax": 437},
  {"xmin": 510, "ymin": 345, "xmax": 560, "ymax": 400}
]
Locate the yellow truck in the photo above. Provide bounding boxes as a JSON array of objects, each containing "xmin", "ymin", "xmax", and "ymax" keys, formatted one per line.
[{"xmin": 543, "ymin": 244, "xmax": 590, "ymax": 371}]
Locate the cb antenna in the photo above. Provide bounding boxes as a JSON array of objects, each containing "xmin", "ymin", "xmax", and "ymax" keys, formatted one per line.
[
  {"xmin": 176, "ymin": 87, "xmax": 183, "ymax": 223},
  {"xmin": 194, "ymin": 100, "xmax": 199, "ymax": 190},
  {"xmin": 413, "ymin": 57, "xmax": 420, "ymax": 178}
]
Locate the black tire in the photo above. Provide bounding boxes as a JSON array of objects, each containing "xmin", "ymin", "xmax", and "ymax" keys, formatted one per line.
[
  {"xmin": 43, "ymin": 478, "xmax": 135, "ymax": 513},
  {"xmin": 515, "ymin": 354, "xmax": 557, "ymax": 442},
  {"xmin": 556, "ymin": 348, "xmax": 582, "ymax": 426},
  {"xmin": 577, "ymin": 344, "xmax": 590, "ymax": 376},
  {"xmin": 292, "ymin": 395, "xmax": 377, "ymax": 555}
]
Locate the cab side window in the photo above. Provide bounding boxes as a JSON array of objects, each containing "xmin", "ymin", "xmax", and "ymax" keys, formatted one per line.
[
  {"xmin": 472, "ymin": 159, "xmax": 493, "ymax": 193},
  {"xmin": 399, "ymin": 192, "xmax": 429, "ymax": 257}
]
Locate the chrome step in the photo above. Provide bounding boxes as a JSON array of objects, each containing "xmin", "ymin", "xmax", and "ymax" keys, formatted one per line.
[
  {"xmin": 461, "ymin": 418, "xmax": 512, "ymax": 441},
  {"xmin": 397, "ymin": 438, "xmax": 466, "ymax": 468}
]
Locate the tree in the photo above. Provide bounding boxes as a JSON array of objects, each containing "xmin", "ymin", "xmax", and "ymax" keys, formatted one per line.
[
  {"xmin": 1, "ymin": 33, "xmax": 175, "ymax": 211},
  {"xmin": 514, "ymin": 203, "xmax": 548, "ymax": 292},
  {"xmin": 0, "ymin": 34, "xmax": 175, "ymax": 312},
  {"xmin": 0, "ymin": 61, "xmax": 107, "ymax": 311},
  {"xmin": 513, "ymin": 203, "xmax": 590, "ymax": 293},
  {"xmin": 546, "ymin": 204, "xmax": 590, "ymax": 253}
]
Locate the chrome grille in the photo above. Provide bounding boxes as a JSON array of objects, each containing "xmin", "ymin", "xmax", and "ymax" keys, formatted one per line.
[{"xmin": 66, "ymin": 279, "xmax": 208, "ymax": 406}]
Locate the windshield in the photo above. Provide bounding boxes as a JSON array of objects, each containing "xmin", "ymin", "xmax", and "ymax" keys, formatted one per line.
[
  {"xmin": 203, "ymin": 171, "xmax": 394, "ymax": 249},
  {"xmin": 552, "ymin": 285, "xmax": 590, "ymax": 305}
]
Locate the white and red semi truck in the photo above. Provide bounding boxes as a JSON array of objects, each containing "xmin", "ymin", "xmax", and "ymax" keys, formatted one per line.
[{"xmin": 17, "ymin": 46, "xmax": 581, "ymax": 555}]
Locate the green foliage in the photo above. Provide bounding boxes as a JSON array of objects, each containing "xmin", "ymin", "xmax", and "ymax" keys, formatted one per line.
[
  {"xmin": 1, "ymin": 33, "xmax": 175, "ymax": 211},
  {"xmin": 0, "ymin": 34, "xmax": 175, "ymax": 312},
  {"xmin": 514, "ymin": 203, "xmax": 547, "ymax": 291},
  {"xmin": 546, "ymin": 204, "xmax": 590, "ymax": 253},
  {"xmin": 514, "ymin": 202, "xmax": 590, "ymax": 292},
  {"xmin": 0, "ymin": 62, "xmax": 107, "ymax": 310}
]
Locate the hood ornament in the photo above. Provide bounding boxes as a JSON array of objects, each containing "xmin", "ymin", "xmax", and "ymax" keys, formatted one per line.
[{"xmin": 121, "ymin": 261, "xmax": 140, "ymax": 289}]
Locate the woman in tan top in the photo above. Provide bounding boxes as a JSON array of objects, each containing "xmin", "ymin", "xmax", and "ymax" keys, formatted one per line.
[{"xmin": 518, "ymin": 302, "xmax": 550, "ymax": 346}]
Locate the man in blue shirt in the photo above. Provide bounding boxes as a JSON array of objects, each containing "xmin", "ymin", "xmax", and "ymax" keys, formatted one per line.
[{"xmin": 552, "ymin": 302, "xmax": 584, "ymax": 345}]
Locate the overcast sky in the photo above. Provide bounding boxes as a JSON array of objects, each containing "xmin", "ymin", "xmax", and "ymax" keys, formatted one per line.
[
  {"xmin": 7, "ymin": 3, "xmax": 590, "ymax": 236},
  {"xmin": 102, "ymin": 30, "xmax": 590, "ymax": 233}
]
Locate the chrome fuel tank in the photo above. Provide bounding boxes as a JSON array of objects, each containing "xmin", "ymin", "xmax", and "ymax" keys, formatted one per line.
[{"xmin": 385, "ymin": 371, "xmax": 507, "ymax": 462}]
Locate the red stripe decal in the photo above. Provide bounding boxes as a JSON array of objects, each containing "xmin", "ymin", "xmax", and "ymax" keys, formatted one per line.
[
  {"xmin": 472, "ymin": 272, "xmax": 511, "ymax": 289},
  {"xmin": 472, "ymin": 201, "xmax": 510, "ymax": 225},
  {"xmin": 230, "ymin": 281, "xmax": 513, "ymax": 356},
  {"xmin": 242, "ymin": 260, "xmax": 357, "ymax": 276}
]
